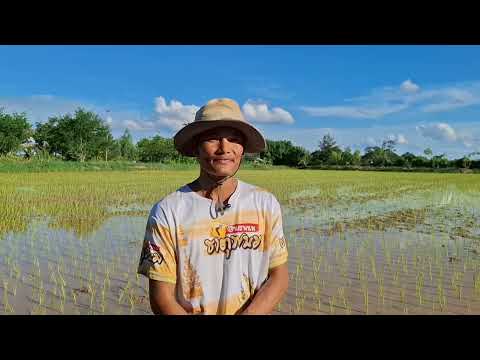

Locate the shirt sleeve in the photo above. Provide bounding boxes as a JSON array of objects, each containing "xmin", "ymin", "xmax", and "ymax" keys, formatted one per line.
[
  {"xmin": 268, "ymin": 196, "xmax": 288, "ymax": 270},
  {"xmin": 137, "ymin": 204, "xmax": 177, "ymax": 284}
]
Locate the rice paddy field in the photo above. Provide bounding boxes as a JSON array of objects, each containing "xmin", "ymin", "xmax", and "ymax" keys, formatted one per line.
[{"xmin": 1, "ymin": 169, "xmax": 480, "ymax": 315}]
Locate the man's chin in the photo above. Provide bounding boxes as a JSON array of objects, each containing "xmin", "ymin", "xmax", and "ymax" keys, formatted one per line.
[
  {"xmin": 209, "ymin": 167, "xmax": 235, "ymax": 178},
  {"xmin": 211, "ymin": 170, "xmax": 234, "ymax": 177}
]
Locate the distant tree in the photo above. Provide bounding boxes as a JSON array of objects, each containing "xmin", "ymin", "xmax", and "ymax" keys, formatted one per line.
[
  {"xmin": 118, "ymin": 128, "xmax": 137, "ymax": 160},
  {"xmin": 362, "ymin": 146, "xmax": 383, "ymax": 166},
  {"xmin": 431, "ymin": 153, "xmax": 449, "ymax": 168},
  {"xmin": 469, "ymin": 152, "xmax": 480, "ymax": 169},
  {"xmin": 352, "ymin": 149, "xmax": 362, "ymax": 166},
  {"xmin": 260, "ymin": 140, "xmax": 309, "ymax": 167},
  {"xmin": 461, "ymin": 156, "xmax": 471, "ymax": 169},
  {"xmin": 424, "ymin": 147, "xmax": 433, "ymax": 158},
  {"xmin": 382, "ymin": 139, "xmax": 396, "ymax": 153},
  {"xmin": 400, "ymin": 152, "xmax": 417, "ymax": 168},
  {"xmin": 137, "ymin": 136, "xmax": 181, "ymax": 162},
  {"xmin": 34, "ymin": 108, "xmax": 114, "ymax": 161},
  {"xmin": 0, "ymin": 109, "xmax": 32, "ymax": 156},
  {"xmin": 328, "ymin": 150, "xmax": 343, "ymax": 165},
  {"xmin": 311, "ymin": 133, "xmax": 341, "ymax": 164},
  {"xmin": 341, "ymin": 147, "xmax": 354, "ymax": 165}
]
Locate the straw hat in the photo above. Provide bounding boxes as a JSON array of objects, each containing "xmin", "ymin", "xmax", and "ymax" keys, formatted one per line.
[{"xmin": 173, "ymin": 98, "xmax": 267, "ymax": 157}]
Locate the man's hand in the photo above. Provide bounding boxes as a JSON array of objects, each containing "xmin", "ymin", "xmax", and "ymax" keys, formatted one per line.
[
  {"xmin": 149, "ymin": 279, "xmax": 190, "ymax": 315},
  {"xmin": 239, "ymin": 263, "xmax": 289, "ymax": 315}
]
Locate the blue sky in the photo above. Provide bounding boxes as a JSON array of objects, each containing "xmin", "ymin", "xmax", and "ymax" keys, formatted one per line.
[{"xmin": 1, "ymin": 45, "xmax": 480, "ymax": 158}]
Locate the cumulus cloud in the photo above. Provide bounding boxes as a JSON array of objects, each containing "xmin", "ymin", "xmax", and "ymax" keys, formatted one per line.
[
  {"xmin": 400, "ymin": 79, "xmax": 420, "ymax": 93},
  {"xmin": 242, "ymin": 100, "xmax": 294, "ymax": 124},
  {"xmin": 416, "ymin": 123, "xmax": 458, "ymax": 142},
  {"xmin": 154, "ymin": 96, "xmax": 199, "ymax": 131}
]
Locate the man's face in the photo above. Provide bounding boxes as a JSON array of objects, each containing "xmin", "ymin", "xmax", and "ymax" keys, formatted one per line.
[{"xmin": 196, "ymin": 127, "xmax": 245, "ymax": 177}]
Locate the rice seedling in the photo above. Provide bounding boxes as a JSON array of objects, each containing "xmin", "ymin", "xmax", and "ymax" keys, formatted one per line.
[
  {"xmin": 2, "ymin": 169, "xmax": 480, "ymax": 315},
  {"xmin": 328, "ymin": 296, "xmax": 336, "ymax": 314}
]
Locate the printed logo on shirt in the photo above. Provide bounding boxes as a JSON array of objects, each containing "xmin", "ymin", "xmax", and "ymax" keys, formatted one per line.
[
  {"xmin": 205, "ymin": 222, "xmax": 263, "ymax": 259},
  {"xmin": 210, "ymin": 222, "xmax": 259, "ymax": 238},
  {"xmin": 140, "ymin": 241, "xmax": 165, "ymax": 266}
]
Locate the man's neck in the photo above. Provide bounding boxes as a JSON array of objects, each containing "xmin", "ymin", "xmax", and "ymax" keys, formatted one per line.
[{"xmin": 190, "ymin": 171, "xmax": 238, "ymax": 202}]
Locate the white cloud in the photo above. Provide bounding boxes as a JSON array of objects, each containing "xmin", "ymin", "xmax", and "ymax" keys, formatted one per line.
[
  {"xmin": 400, "ymin": 79, "xmax": 420, "ymax": 93},
  {"xmin": 301, "ymin": 104, "xmax": 407, "ymax": 119},
  {"xmin": 0, "ymin": 95, "xmax": 90, "ymax": 123},
  {"xmin": 387, "ymin": 133, "xmax": 408, "ymax": 145},
  {"xmin": 154, "ymin": 96, "xmax": 199, "ymax": 131},
  {"xmin": 302, "ymin": 80, "xmax": 480, "ymax": 119},
  {"xmin": 416, "ymin": 123, "xmax": 458, "ymax": 142},
  {"xmin": 120, "ymin": 120, "xmax": 155, "ymax": 131},
  {"xmin": 397, "ymin": 134, "xmax": 408, "ymax": 145},
  {"xmin": 422, "ymin": 88, "xmax": 479, "ymax": 112},
  {"xmin": 242, "ymin": 100, "xmax": 294, "ymax": 124},
  {"xmin": 261, "ymin": 121, "xmax": 480, "ymax": 159}
]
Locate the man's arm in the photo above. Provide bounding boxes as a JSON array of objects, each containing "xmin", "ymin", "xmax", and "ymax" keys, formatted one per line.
[
  {"xmin": 239, "ymin": 263, "xmax": 288, "ymax": 315},
  {"xmin": 149, "ymin": 279, "xmax": 189, "ymax": 315}
]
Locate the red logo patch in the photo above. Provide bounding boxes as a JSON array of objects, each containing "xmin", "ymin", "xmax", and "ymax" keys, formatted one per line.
[{"xmin": 226, "ymin": 223, "xmax": 259, "ymax": 234}]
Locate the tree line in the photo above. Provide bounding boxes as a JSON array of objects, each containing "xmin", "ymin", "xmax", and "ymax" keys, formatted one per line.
[{"xmin": 1, "ymin": 107, "xmax": 479, "ymax": 170}]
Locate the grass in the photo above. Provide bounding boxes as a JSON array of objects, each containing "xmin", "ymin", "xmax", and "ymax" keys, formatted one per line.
[{"xmin": 0, "ymin": 158, "xmax": 285, "ymax": 174}]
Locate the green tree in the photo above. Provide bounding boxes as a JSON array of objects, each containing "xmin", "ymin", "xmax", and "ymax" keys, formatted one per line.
[
  {"xmin": 118, "ymin": 128, "xmax": 137, "ymax": 160},
  {"xmin": 137, "ymin": 136, "xmax": 183, "ymax": 162},
  {"xmin": 260, "ymin": 140, "xmax": 309, "ymax": 167},
  {"xmin": 328, "ymin": 150, "xmax": 343, "ymax": 165},
  {"xmin": 432, "ymin": 153, "xmax": 448, "ymax": 168},
  {"xmin": 362, "ymin": 139, "xmax": 400, "ymax": 167},
  {"xmin": 0, "ymin": 109, "xmax": 32, "ymax": 156},
  {"xmin": 341, "ymin": 147, "xmax": 354, "ymax": 165},
  {"xmin": 424, "ymin": 147, "xmax": 433, "ymax": 158},
  {"xmin": 34, "ymin": 108, "xmax": 114, "ymax": 161},
  {"xmin": 352, "ymin": 149, "xmax": 362, "ymax": 166},
  {"xmin": 400, "ymin": 152, "xmax": 416, "ymax": 168},
  {"xmin": 311, "ymin": 133, "xmax": 341, "ymax": 164},
  {"xmin": 423, "ymin": 147, "xmax": 433, "ymax": 168}
]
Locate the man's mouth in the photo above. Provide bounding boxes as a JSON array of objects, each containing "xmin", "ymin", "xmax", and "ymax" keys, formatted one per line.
[{"xmin": 212, "ymin": 159, "xmax": 234, "ymax": 165}]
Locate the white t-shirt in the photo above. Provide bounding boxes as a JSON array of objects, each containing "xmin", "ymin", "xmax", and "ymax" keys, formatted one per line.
[{"xmin": 137, "ymin": 179, "xmax": 288, "ymax": 315}]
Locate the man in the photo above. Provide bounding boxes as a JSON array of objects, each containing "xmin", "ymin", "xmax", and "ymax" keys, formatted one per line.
[{"xmin": 137, "ymin": 98, "xmax": 288, "ymax": 315}]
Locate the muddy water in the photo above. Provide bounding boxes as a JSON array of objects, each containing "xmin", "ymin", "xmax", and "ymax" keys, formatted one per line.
[
  {"xmin": 0, "ymin": 216, "xmax": 151, "ymax": 315},
  {"xmin": 1, "ymin": 198, "xmax": 480, "ymax": 315},
  {"xmin": 276, "ymin": 229, "xmax": 480, "ymax": 315}
]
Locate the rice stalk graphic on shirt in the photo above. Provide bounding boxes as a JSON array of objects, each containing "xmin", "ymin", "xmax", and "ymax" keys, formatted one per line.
[
  {"xmin": 182, "ymin": 256, "xmax": 204, "ymax": 300},
  {"xmin": 204, "ymin": 221, "xmax": 263, "ymax": 259},
  {"xmin": 240, "ymin": 273, "xmax": 256, "ymax": 302}
]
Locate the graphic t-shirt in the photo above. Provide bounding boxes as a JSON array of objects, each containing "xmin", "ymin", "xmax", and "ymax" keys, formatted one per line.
[{"xmin": 137, "ymin": 179, "xmax": 288, "ymax": 315}]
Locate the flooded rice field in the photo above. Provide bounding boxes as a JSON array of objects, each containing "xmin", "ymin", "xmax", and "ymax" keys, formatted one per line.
[{"xmin": 1, "ymin": 170, "xmax": 479, "ymax": 314}]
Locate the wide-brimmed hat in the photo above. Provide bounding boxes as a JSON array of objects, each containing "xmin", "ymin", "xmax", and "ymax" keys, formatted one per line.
[{"xmin": 173, "ymin": 98, "xmax": 267, "ymax": 157}]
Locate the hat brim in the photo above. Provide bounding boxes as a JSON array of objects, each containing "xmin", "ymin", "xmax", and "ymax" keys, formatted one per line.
[{"xmin": 174, "ymin": 120, "xmax": 267, "ymax": 157}]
